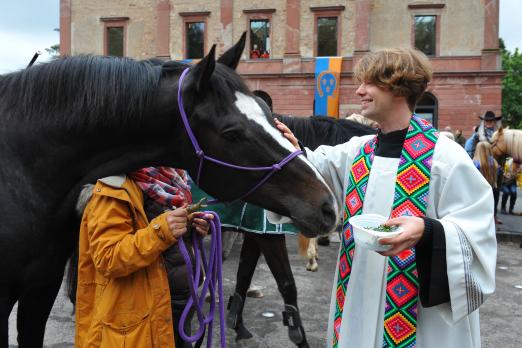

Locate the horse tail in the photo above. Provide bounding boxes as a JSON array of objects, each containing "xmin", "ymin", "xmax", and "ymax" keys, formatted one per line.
[
  {"xmin": 66, "ymin": 247, "xmax": 78, "ymax": 307},
  {"xmin": 298, "ymin": 233, "xmax": 310, "ymax": 257},
  {"xmin": 66, "ymin": 183, "xmax": 94, "ymax": 308}
]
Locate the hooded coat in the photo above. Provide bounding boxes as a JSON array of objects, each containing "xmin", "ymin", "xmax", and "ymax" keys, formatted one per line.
[{"xmin": 75, "ymin": 175, "xmax": 176, "ymax": 348}]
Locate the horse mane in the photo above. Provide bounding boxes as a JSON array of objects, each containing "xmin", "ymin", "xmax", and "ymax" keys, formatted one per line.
[
  {"xmin": 0, "ymin": 55, "xmax": 165, "ymax": 130},
  {"xmin": 501, "ymin": 128, "xmax": 522, "ymax": 162},
  {"xmin": 275, "ymin": 113, "xmax": 376, "ymax": 150}
]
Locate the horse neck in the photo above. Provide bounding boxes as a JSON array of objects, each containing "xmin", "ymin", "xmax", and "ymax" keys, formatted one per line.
[
  {"xmin": 504, "ymin": 130, "xmax": 522, "ymax": 162},
  {"xmin": 4, "ymin": 103, "xmax": 190, "ymax": 206}
]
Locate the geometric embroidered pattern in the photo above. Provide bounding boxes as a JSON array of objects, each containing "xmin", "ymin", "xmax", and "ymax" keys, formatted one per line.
[{"xmin": 332, "ymin": 115, "xmax": 439, "ymax": 348}]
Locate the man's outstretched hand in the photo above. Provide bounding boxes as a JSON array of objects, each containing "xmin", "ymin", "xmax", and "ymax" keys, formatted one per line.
[{"xmin": 274, "ymin": 118, "xmax": 300, "ymax": 150}]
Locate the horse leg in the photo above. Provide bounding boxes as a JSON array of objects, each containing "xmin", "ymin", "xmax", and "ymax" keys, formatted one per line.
[
  {"xmin": 16, "ymin": 273, "xmax": 63, "ymax": 347},
  {"xmin": 0, "ymin": 287, "xmax": 18, "ymax": 348},
  {"xmin": 306, "ymin": 238, "xmax": 318, "ymax": 272},
  {"xmin": 227, "ymin": 232, "xmax": 260, "ymax": 340},
  {"xmin": 222, "ymin": 229, "xmax": 240, "ymax": 260},
  {"xmin": 258, "ymin": 234, "xmax": 309, "ymax": 348}
]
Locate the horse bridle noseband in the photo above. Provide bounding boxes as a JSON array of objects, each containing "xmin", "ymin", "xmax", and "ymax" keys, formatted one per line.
[{"xmin": 177, "ymin": 67, "xmax": 303, "ymax": 201}]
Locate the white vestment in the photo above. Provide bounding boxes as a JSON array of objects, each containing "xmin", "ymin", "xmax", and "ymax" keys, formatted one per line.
[{"xmin": 269, "ymin": 135, "xmax": 496, "ymax": 348}]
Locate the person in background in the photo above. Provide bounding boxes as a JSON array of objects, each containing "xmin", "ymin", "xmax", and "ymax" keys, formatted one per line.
[
  {"xmin": 500, "ymin": 158, "xmax": 522, "ymax": 215},
  {"xmin": 469, "ymin": 111, "xmax": 503, "ymax": 157},
  {"xmin": 465, "ymin": 125, "xmax": 479, "ymax": 157},
  {"xmin": 439, "ymin": 130, "xmax": 455, "ymax": 141},
  {"xmin": 473, "ymin": 142, "xmax": 501, "ymax": 224},
  {"xmin": 454, "ymin": 129, "xmax": 466, "ymax": 147},
  {"xmin": 250, "ymin": 44, "xmax": 260, "ymax": 59}
]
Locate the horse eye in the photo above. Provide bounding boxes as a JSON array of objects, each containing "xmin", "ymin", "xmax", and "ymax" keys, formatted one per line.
[{"xmin": 222, "ymin": 129, "xmax": 242, "ymax": 142}]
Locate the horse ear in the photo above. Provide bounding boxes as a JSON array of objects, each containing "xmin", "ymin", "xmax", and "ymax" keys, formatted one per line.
[
  {"xmin": 217, "ymin": 32, "xmax": 246, "ymax": 70},
  {"xmin": 190, "ymin": 44, "xmax": 216, "ymax": 93}
]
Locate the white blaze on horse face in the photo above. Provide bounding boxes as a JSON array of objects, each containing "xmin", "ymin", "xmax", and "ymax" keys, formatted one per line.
[
  {"xmin": 234, "ymin": 91, "xmax": 296, "ymax": 153},
  {"xmin": 233, "ymin": 92, "xmax": 334, "ymax": 194}
]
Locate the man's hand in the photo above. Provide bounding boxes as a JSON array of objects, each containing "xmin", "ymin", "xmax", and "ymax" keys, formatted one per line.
[
  {"xmin": 274, "ymin": 118, "xmax": 300, "ymax": 150},
  {"xmin": 166, "ymin": 204, "xmax": 189, "ymax": 239},
  {"xmin": 190, "ymin": 212, "xmax": 214, "ymax": 237},
  {"xmin": 378, "ymin": 216, "xmax": 425, "ymax": 257}
]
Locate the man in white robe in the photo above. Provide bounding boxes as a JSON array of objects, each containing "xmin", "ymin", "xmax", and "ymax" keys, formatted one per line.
[{"xmin": 272, "ymin": 48, "xmax": 496, "ymax": 347}]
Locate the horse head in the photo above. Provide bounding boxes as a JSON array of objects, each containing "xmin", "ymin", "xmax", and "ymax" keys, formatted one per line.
[
  {"xmin": 491, "ymin": 127, "xmax": 522, "ymax": 163},
  {"xmin": 156, "ymin": 34, "xmax": 338, "ymax": 236},
  {"xmin": 490, "ymin": 128, "xmax": 506, "ymax": 160}
]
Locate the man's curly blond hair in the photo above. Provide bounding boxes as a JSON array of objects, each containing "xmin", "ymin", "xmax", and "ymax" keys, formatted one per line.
[{"xmin": 354, "ymin": 48, "xmax": 432, "ymax": 111}]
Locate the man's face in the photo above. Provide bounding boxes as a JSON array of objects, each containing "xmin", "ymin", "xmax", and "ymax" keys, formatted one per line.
[
  {"xmin": 484, "ymin": 119, "xmax": 496, "ymax": 129},
  {"xmin": 355, "ymin": 82, "xmax": 395, "ymax": 122}
]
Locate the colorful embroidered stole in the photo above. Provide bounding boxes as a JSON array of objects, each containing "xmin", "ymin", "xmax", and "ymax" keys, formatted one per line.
[{"xmin": 333, "ymin": 115, "xmax": 439, "ymax": 348}]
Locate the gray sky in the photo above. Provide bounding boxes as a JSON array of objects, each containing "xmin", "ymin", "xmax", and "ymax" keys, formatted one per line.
[
  {"xmin": 0, "ymin": 0, "xmax": 520, "ymax": 74},
  {"xmin": 0, "ymin": 0, "xmax": 59, "ymax": 74}
]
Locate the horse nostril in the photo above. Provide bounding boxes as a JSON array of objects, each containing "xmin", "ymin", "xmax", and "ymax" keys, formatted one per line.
[{"xmin": 321, "ymin": 201, "xmax": 337, "ymax": 228}]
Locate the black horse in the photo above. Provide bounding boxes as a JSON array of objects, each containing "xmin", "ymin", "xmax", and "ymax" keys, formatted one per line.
[
  {"xmin": 275, "ymin": 114, "xmax": 376, "ymax": 150},
  {"xmin": 0, "ymin": 34, "xmax": 338, "ymax": 347}
]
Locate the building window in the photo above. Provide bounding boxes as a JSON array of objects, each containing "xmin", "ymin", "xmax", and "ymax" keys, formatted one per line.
[
  {"xmin": 414, "ymin": 15, "xmax": 436, "ymax": 56},
  {"xmin": 250, "ymin": 19, "xmax": 270, "ymax": 59},
  {"xmin": 107, "ymin": 27, "xmax": 124, "ymax": 56},
  {"xmin": 186, "ymin": 22, "xmax": 205, "ymax": 59},
  {"xmin": 101, "ymin": 17, "xmax": 128, "ymax": 56},
  {"xmin": 311, "ymin": 6, "xmax": 344, "ymax": 57},
  {"xmin": 180, "ymin": 11, "xmax": 210, "ymax": 60},
  {"xmin": 243, "ymin": 9, "xmax": 275, "ymax": 59},
  {"xmin": 317, "ymin": 17, "xmax": 338, "ymax": 56}
]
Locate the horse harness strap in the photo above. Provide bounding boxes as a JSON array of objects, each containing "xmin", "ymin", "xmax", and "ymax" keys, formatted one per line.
[{"xmin": 177, "ymin": 67, "xmax": 303, "ymax": 203}]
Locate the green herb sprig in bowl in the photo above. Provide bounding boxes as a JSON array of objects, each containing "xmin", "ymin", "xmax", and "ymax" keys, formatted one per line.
[{"xmin": 365, "ymin": 224, "xmax": 399, "ymax": 232}]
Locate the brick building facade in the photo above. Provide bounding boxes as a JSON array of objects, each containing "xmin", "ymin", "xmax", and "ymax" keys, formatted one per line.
[{"xmin": 60, "ymin": 0, "xmax": 503, "ymax": 135}]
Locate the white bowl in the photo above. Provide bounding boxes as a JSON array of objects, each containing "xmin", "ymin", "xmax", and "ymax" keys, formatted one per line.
[{"xmin": 348, "ymin": 214, "xmax": 403, "ymax": 252}]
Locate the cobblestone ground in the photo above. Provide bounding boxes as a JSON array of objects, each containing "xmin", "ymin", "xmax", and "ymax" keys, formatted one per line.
[{"xmin": 9, "ymin": 238, "xmax": 522, "ymax": 347}]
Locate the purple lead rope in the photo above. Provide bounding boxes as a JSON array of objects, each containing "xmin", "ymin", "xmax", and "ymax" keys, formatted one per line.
[{"xmin": 177, "ymin": 212, "xmax": 226, "ymax": 348}]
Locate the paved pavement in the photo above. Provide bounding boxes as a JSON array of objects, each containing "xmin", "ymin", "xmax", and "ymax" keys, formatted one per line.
[
  {"xmin": 8, "ymin": 230, "xmax": 522, "ymax": 347},
  {"xmin": 495, "ymin": 188, "xmax": 522, "ymax": 243}
]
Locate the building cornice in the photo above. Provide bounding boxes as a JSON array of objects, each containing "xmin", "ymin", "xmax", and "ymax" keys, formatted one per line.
[
  {"xmin": 408, "ymin": 3, "xmax": 445, "ymax": 10},
  {"xmin": 179, "ymin": 11, "xmax": 211, "ymax": 17},
  {"xmin": 243, "ymin": 9, "xmax": 276, "ymax": 14},
  {"xmin": 100, "ymin": 16, "xmax": 129, "ymax": 22},
  {"xmin": 310, "ymin": 6, "xmax": 346, "ymax": 12}
]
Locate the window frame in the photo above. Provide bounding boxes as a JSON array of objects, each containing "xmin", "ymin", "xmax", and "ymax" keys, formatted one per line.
[
  {"xmin": 412, "ymin": 15, "xmax": 438, "ymax": 57},
  {"xmin": 243, "ymin": 9, "xmax": 275, "ymax": 60},
  {"xmin": 408, "ymin": 4, "xmax": 444, "ymax": 57},
  {"xmin": 179, "ymin": 12, "xmax": 210, "ymax": 59},
  {"xmin": 100, "ymin": 17, "xmax": 129, "ymax": 57},
  {"xmin": 311, "ymin": 6, "xmax": 345, "ymax": 57}
]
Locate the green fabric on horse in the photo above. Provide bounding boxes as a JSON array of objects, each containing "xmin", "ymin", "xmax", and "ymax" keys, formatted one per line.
[{"xmin": 191, "ymin": 185, "xmax": 298, "ymax": 234}]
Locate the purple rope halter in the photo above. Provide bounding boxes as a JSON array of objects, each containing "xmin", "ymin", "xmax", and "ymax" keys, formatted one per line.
[
  {"xmin": 176, "ymin": 67, "xmax": 303, "ymax": 347},
  {"xmin": 177, "ymin": 67, "xmax": 303, "ymax": 202},
  {"xmin": 177, "ymin": 213, "xmax": 225, "ymax": 348}
]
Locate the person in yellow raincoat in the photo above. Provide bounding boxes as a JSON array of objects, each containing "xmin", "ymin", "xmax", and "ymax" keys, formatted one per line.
[{"xmin": 75, "ymin": 167, "xmax": 211, "ymax": 348}]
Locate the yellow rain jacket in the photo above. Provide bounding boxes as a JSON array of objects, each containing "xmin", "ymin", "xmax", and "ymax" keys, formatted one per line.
[{"xmin": 75, "ymin": 175, "xmax": 177, "ymax": 348}]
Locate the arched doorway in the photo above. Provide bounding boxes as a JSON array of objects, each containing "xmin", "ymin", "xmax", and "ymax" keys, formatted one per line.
[{"xmin": 415, "ymin": 92, "xmax": 438, "ymax": 128}]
